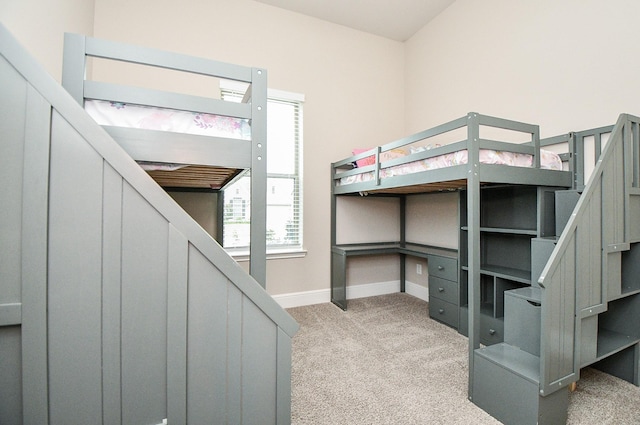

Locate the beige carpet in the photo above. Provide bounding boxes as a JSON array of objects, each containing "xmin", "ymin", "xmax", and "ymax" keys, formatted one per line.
[{"xmin": 287, "ymin": 293, "xmax": 640, "ymax": 424}]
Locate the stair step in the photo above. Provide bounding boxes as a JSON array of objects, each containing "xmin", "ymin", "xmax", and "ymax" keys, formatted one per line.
[
  {"xmin": 473, "ymin": 342, "xmax": 568, "ymax": 425},
  {"xmin": 475, "ymin": 342, "xmax": 540, "ymax": 384},
  {"xmin": 504, "ymin": 287, "xmax": 542, "ymax": 356}
]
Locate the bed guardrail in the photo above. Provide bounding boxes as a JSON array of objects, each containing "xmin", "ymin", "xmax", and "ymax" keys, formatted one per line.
[{"xmin": 331, "ymin": 112, "xmax": 559, "ymax": 194}]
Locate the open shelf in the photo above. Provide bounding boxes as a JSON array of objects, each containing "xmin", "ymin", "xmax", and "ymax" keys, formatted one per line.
[
  {"xmin": 590, "ymin": 293, "xmax": 640, "ymax": 367},
  {"xmin": 595, "ymin": 328, "xmax": 640, "ymax": 361}
]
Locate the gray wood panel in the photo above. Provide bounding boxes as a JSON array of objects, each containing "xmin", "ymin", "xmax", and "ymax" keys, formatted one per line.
[
  {"xmin": 167, "ymin": 225, "xmax": 188, "ymax": 424},
  {"xmin": 102, "ymin": 163, "xmax": 123, "ymax": 425},
  {"xmin": 540, "ymin": 234, "xmax": 576, "ymax": 395},
  {"xmin": 48, "ymin": 112, "xmax": 104, "ymax": 423},
  {"xmin": 242, "ymin": 298, "xmax": 278, "ymax": 423},
  {"xmin": 602, "ymin": 143, "xmax": 626, "ymax": 300},
  {"xmin": 21, "ymin": 83, "xmax": 52, "ymax": 425},
  {"xmin": 575, "ymin": 183, "xmax": 602, "ymax": 313},
  {"xmin": 227, "ymin": 284, "xmax": 243, "ymax": 425},
  {"xmin": 277, "ymin": 328, "xmax": 293, "ymax": 425},
  {"xmin": 0, "ymin": 55, "xmax": 26, "ymax": 305},
  {"xmin": 0, "ymin": 57, "xmax": 26, "ymax": 425},
  {"xmin": 0, "ymin": 326, "xmax": 22, "ymax": 424},
  {"xmin": 187, "ymin": 246, "xmax": 230, "ymax": 423},
  {"xmin": 121, "ymin": 182, "xmax": 169, "ymax": 424}
]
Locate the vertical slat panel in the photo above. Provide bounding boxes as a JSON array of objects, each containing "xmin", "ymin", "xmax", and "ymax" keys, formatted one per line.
[
  {"xmin": 102, "ymin": 164, "xmax": 123, "ymax": 425},
  {"xmin": 576, "ymin": 185, "xmax": 602, "ymax": 311},
  {"xmin": 276, "ymin": 328, "xmax": 293, "ymax": 425},
  {"xmin": 0, "ymin": 56, "xmax": 26, "ymax": 310},
  {"xmin": 0, "ymin": 55, "xmax": 27, "ymax": 425},
  {"xmin": 0, "ymin": 326, "xmax": 22, "ymax": 424},
  {"xmin": 120, "ymin": 183, "xmax": 168, "ymax": 424},
  {"xmin": 21, "ymin": 84, "xmax": 52, "ymax": 425},
  {"xmin": 541, "ymin": 236, "xmax": 576, "ymax": 392},
  {"xmin": 602, "ymin": 145, "xmax": 625, "ymax": 300},
  {"xmin": 187, "ymin": 247, "xmax": 229, "ymax": 424},
  {"xmin": 48, "ymin": 113, "xmax": 104, "ymax": 423},
  {"xmin": 612, "ymin": 141, "xmax": 625, "ymax": 242},
  {"xmin": 167, "ymin": 225, "xmax": 188, "ymax": 425},
  {"xmin": 227, "ymin": 284, "xmax": 243, "ymax": 424},
  {"xmin": 242, "ymin": 299, "xmax": 277, "ymax": 423}
]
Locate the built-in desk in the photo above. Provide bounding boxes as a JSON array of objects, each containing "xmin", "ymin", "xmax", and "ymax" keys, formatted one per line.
[{"xmin": 331, "ymin": 242, "xmax": 459, "ymax": 328}]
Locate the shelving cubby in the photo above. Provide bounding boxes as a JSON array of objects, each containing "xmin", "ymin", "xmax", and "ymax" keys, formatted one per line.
[{"xmin": 458, "ymin": 184, "xmax": 559, "ymax": 345}]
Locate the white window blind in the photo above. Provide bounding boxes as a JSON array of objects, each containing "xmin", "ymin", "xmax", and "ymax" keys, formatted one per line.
[{"xmin": 221, "ymin": 82, "xmax": 304, "ymax": 253}]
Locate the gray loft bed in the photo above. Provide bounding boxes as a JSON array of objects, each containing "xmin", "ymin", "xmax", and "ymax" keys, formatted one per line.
[
  {"xmin": 331, "ymin": 112, "xmax": 640, "ymax": 423},
  {"xmin": 331, "ymin": 112, "xmax": 572, "ymax": 196},
  {"xmin": 330, "ymin": 111, "xmax": 574, "ymax": 366},
  {"xmin": 61, "ymin": 33, "xmax": 268, "ymax": 286}
]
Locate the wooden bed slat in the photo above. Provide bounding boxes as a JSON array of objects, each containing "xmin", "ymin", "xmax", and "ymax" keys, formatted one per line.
[{"xmin": 146, "ymin": 165, "xmax": 242, "ymax": 190}]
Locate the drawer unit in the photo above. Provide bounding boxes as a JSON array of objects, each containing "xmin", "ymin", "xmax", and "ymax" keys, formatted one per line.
[
  {"xmin": 429, "ymin": 276, "xmax": 458, "ymax": 305},
  {"xmin": 428, "ymin": 255, "xmax": 457, "ymax": 282},
  {"xmin": 429, "ymin": 297, "xmax": 459, "ymax": 329},
  {"xmin": 427, "ymin": 254, "xmax": 459, "ymax": 330}
]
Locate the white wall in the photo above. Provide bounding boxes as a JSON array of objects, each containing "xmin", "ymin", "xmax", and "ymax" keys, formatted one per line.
[
  {"xmin": 91, "ymin": 0, "xmax": 407, "ymax": 296},
  {"xmin": 405, "ymin": 0, "xmax": 640, "ymax": 136},
  {"xmin": 1, "ymin": 0, "xmax": 94, "ymax": 80}
]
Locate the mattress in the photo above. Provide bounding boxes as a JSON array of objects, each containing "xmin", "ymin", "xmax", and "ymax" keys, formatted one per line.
[
  {"xmin": 338, "ymin": 147, "xmax": 563, "ymax": 186},
  {"xmin": 85, "ymin": 99, "xmax": 251, "ymax": 140}
]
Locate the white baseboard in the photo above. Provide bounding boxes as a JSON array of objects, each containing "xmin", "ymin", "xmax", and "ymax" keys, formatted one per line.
[
  {"xmin": 272, "ymin": 288, "xmax": 331, "ymax": 309},
  {"xmin": 346, "ymin": 280, "xmax": 400, "ymax": 300},
  {"xmin": 405, "ymin": 280, "xmax": 429, "ymax": 302},
  {"xmin": 273, "ymin": 280, "xmax": 429, "ymax": 309}
]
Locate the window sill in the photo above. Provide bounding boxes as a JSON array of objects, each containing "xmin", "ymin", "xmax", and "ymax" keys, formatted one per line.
[{"xmin": 226, "ymin": 248, "xmax": 308, "ymax": 262}]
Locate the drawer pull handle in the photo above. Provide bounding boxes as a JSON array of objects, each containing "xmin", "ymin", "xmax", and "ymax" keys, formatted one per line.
[
  {"xmin": 488, "ymin": 328, "xmax": 496, "ymax": 335},
  {"xmin": 438, "ymin": 309, "xmax": 445, "ymax": 314},
  {"xmin": 438, "ymin": 265, "xmax": 444, "ymax": 270},
  {"xmin": 438, "ymin": 287, "xmax": 445, "ymax": 292}
]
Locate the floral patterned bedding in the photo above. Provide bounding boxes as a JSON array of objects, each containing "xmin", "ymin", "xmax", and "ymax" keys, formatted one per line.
[
  {"xmin": 338, "ymin": 146, "xmax": 563, "ymax": 186},
  {"xmin": 85, "ymin": 100, "xmax": 251, "ymax": 140}
]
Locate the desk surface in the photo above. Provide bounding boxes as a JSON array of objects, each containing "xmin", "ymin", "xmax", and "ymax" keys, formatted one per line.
[{"xmin": 332, "ymin": 242, "xmax": 457, "ymax": 259}]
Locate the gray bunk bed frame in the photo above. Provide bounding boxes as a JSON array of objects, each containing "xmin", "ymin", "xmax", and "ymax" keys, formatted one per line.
[
  {"xmin": 61, "ymin": 32, "xmax": 268, "ymax": 287},
  {"xmin": 0, "ymin": 23, "xmax": 298, "ymax": 424},
  {"xmin": 331, "ymin": 112, "xmax": 640, "ymax": 424}
]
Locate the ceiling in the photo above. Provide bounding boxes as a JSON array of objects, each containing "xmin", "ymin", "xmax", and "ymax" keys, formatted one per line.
[{"xmin": 252, "ymin": 0, "xmax": 456, "ymax": 42}]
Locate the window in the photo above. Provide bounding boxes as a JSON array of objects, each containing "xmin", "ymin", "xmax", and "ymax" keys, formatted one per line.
[{"xmin": 221, "ymin": 82, "xmax": 304, "ymax": 254}]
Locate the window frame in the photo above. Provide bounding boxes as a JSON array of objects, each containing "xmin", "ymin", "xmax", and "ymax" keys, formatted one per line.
[{"xmin": 220, "ymin": 81, "xmax": 305, "ymax": 260}]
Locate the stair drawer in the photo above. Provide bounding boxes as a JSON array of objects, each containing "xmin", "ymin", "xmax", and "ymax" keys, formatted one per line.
[
  {"xmin": 429, "ymin": 276, "xmax": 458, "ymax": 305},
  {"xmin": 504, "ymin": 288, "xmax": 541, "ymax": 356},
  {"xmin": 429, "ymin": 297, "xmax": 459, "ymax": 329},
  {"xmin": 428, "ymin": 255, "xmax": 457, "ymax": 282},
  {"xmin": 481, "ymin": 316, "xmax": 504, "ymax": 346}
]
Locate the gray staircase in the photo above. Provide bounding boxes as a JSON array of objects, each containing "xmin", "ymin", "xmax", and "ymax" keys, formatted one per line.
[
  {"xmin": 0, "ymin": 23, "xmax": 298, "ymax": 425},
  {"xmin": 471, "ymin": 115, "xmax": 640, "ymax": 424}
]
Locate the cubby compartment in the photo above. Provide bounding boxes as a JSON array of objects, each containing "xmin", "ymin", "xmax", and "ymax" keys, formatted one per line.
[
  {"xmin": 596, "ymin": 294, "xmax": 640, "ymax": 360},
  {"xmin": 621, "ymin": 242, "xmax": 640, "ymax": 295},
  {"xmin": 480, "ymin": 186, "xmax": 537, "ymax": 231},
  {"xmin": 481, "ymin": 233, "xmax": 533, "ymax": 283}
]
